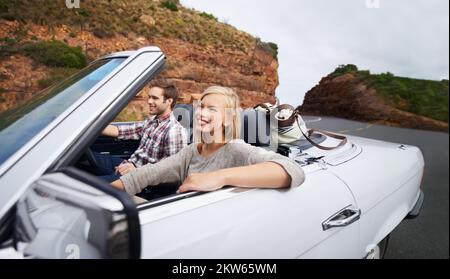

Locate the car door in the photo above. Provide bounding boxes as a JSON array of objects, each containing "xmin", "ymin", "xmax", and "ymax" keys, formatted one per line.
[
  {"xmin": 90, "ymin": 133, "xmax": 140, "ymax": 160},
  {"xmin": 137, "ymin": 166, "xmax": 361, "ymax": 258}
]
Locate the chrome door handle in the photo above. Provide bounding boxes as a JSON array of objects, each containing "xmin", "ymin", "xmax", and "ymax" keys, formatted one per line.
[{"xmin": 322, "ymin": 205, "xmax": 361, "ymax": 231}]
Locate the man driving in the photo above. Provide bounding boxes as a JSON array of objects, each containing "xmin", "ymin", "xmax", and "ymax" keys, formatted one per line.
[{"xmin": 93, "ymin": 82, "xmax": 188, "ymax": 182}]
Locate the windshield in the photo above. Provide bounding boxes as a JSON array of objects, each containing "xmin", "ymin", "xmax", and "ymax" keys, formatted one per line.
[{"xmin": 0, "ymin": 58, "xmax": 126, "ymax": 167}]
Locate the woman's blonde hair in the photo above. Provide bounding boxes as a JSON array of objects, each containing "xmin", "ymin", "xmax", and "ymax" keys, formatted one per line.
[{"xmin": 197, "ymin": 86, "xmax": 241, "ymax": 143}]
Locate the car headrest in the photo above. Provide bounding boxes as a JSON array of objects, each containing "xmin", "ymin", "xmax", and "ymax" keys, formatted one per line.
[
  {"xmin": 240, "ymin": 109, "xmax": 271, "ymax": 146},
  {"xmin": 173, "ymin": 104, "xmax": 194, "ymax": 144},
  {"xmin": 173, "ymin": 104, "xmax": 272, "ymax": 146}
]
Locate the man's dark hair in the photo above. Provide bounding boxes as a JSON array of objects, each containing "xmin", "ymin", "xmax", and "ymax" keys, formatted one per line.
[{"xmin": 153, "ymin": 81, "xmax": 179, "ymax": 109}]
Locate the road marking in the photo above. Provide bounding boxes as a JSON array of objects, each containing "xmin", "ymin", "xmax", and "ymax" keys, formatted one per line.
[
  {"xmin": 308, "ymin": 117, "xmax": 377, "ymax": 134},
  {"xmin": 304, "ymin": 117, "xmax": 322, "ymax": 123},
  {"xmin": 336, "ymin": 123, "xmax": 376, "ymax": 134}
]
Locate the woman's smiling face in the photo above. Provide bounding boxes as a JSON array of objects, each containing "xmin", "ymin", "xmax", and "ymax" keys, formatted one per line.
[{"xmin": 194, "ymin": 94, "xmax": 228, "ymax": 137}]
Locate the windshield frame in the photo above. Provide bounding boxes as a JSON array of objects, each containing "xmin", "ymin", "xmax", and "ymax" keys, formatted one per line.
[{"xmin": 0, "ymin": 55, "xmax": 133, "ymax": 176}]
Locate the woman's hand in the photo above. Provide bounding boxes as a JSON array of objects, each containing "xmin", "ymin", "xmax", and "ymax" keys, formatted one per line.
[
  {"xmin": 115, "ymin": 162, "xmax": 136, "ymax": 175},
  {"xmin": 177, "ymin": 171, "xmax": 227, "ymax": 194}
]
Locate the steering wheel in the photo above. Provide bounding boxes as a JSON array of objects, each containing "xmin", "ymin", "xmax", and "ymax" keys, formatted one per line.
[{"xmin": 83, "ymin": 147, "xmax": 100, "ymax": 171}]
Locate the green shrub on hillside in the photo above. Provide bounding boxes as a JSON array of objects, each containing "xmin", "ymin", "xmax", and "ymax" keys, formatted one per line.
[
  {"xmin": 161, "ymin": 0, "xmax": 179, "ymax": 12},
  {"xmin": 37, "ymin": 67, "xmax": 79, "ymax": 89},
  {"xmin": 199, "ymin": 12, "xmax": 217, "ymax": 21},
  {"xmin": 331, "ymin": 64, "xmax": 359, "ymax": 77},
  {"xmin": 0, "ymin": 88, "xmax": 5, "ymax": 102},
  {"xmin": 22, "ymin": 40, "xmax": 87, "ymax": 68},
  {"xmin": 0, "ymin": 37, "xmax": 20, "ymax": 57},
  {"xmin": 332, "ymin": 64, "xmax": 449, "ymax": 122},
  {"xmin": 366, "ymin": 74, "xmax": 449, "ymax": 122},
  {"xmin": 77, "ymin": 8, "xmax": 90, "ymax": 17},
  {"xmin": 256, "ymin": 40, "xmax": 278, "ymax": 60},
  {"xmin": 0, "ymin": 0, "xmax": 8, "ymax": 12},
  {"xmin": 267, "ymin": 42, "xmax": 278, "ymax": 59}
]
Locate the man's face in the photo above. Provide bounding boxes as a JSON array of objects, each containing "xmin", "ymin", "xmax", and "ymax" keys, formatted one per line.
[{"xmin": 147, "ymin": 87, "xmax": 172, "ymax": 116}]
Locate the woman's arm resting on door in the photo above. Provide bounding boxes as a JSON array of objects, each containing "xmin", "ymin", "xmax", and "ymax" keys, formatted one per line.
[{"xmin": 178, "ymin": 161, "xmax": 302, "ymax": 193}]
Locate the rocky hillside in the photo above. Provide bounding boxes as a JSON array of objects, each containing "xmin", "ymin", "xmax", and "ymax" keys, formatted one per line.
[
  {"xmin": 0, "ymin": 0, "xmax": 279, "ymax": 119},
  {"xmin": 299, "ymin": 65, "xmax": 449, "ymax": 132}
]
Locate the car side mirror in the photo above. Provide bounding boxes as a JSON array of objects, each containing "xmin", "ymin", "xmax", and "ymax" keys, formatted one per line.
[{"xmin": 14, "ymin": 168, "xmax": 140, "ymax": 259}]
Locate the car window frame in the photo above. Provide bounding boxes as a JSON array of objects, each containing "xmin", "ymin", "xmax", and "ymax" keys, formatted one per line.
[
  {"xmin": 0, "ymin": 55, "xmax": 136, "ymax": 177},
  {"xmin": 48, "ymin": 50, "xmax": 165, "ymax": 170}
]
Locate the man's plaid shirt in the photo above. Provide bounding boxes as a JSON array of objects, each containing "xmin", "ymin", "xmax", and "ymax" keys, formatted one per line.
[{"xmin": 117, "ymin": 112, "xmax": 188, "ymax": 167}]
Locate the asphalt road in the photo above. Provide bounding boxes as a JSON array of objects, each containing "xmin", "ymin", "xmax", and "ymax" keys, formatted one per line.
[{"xmin": 303, "ymin": 116, "xmax": 449, "ymax": 259}]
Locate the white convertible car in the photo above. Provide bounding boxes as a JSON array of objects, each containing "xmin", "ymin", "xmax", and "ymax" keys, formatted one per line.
[{"xmin": 0, "ymin": 47, "xmax": 424, "ymax": 259}]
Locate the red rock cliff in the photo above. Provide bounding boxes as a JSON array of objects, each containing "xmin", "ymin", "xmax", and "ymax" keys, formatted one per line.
[{"xmin": 299, "ymin": 73, "xmax": 448, "ymax": 132}]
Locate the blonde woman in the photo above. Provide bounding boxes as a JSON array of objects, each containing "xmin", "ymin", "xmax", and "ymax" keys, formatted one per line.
[{"xmin": 111, "ymin": 86, "xmax": 305, "ymax": 195}]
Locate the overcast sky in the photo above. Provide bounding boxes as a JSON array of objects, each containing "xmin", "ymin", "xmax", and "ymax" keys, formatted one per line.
[{"xmin": 181, "ymin": 0, "xmax": 449, "ymax": 105}]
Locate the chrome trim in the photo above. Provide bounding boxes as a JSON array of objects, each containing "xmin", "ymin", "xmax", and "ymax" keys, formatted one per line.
[
  {"xmin": 136, "ymin": 191, "xmax": 203, "ymax": 210},
  {"xmin": 97, "ymin": 51, "xmax": 136, "ymax": 60},
  {"xmin": 324, "ymin": 143, "xmax": 363, "ymax": 166},
  {"xmin": 96, "ymin": 47, "xmax": 161, "ymax": 61},
  {"xmin": 322, "ymin": 205, "xmax": 361, "ymax": 231}
]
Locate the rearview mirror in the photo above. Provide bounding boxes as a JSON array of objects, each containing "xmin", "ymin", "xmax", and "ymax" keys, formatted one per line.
[{"xmin": 14, "ymin": 168, "xmax": 140, "ymax": 259}]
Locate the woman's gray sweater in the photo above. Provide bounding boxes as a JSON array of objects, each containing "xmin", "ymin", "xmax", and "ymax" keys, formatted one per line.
[{"xmin": 120, "ymin": 139, "xmax": 305, "ymax": 195}]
